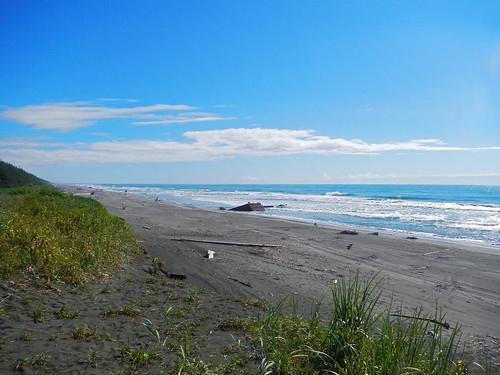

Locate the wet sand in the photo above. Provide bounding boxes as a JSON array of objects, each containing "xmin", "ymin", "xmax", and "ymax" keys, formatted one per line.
[{"xmin": 71, "ymin": 186, "xmax": 500, "ymax": 366}]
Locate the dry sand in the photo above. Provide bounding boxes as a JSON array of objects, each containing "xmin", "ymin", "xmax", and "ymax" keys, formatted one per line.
[{"xmin": 73, "ymin": 186, "xmax": 500, "ymax": 367}]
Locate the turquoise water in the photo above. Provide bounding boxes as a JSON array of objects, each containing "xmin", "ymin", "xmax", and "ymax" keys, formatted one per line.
[{"xmin": 98, "ymin": 184, "xmax": 500, "ymax": 247}]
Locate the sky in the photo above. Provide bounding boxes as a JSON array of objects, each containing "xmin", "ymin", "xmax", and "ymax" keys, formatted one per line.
[{"xmin": 1, "ymin": 0, "xmax": 500, "ymax": 184}]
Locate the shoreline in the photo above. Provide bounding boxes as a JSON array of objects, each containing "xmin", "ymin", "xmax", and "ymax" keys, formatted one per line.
[{"xmin": 77, "ymin": 184, "xmax": 500, "ymax": 255}]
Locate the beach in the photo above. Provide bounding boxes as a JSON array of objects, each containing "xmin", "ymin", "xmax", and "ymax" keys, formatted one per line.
[{"xmin": 73, "ymin": 186, "xmax": 500, "ymax": 366}]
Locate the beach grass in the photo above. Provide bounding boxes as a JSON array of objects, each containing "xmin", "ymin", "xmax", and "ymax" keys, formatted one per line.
[
  {"xmin": 251, "ymin": 273, "xmax": 489, "ymax": 375},
  {"xmin": 0, "ymin": 186, "xmax": 140, "ymax": 285}
]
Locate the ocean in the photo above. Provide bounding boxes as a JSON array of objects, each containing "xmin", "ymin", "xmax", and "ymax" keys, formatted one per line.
[{"xmin": 95, "ymin": 184, "xmax": 500, "ymax": 248}]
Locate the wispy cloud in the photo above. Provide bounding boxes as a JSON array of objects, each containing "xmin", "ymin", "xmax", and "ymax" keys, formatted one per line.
[
  {"xmin": 1, "ymin": 128, "xmax": 499, "ymax": 165},
  {"xmin": 133, "ymin": 112, "xmax": 234, "ymax": 125},
  {"xmin": 0, "ymin": 101, "xmax": 231, "ymax": 131}
]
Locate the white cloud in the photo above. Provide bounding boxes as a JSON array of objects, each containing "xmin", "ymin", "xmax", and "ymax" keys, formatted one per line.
[
  {"xmin": 133, "ymin": 112, "xmax": 234, "ymax": 125},
  {"xmin": 0, "ymin": 101, "xmax": 231, "ymax": 131},
  {"xmin": 1, "ymin": 128, "xmax": 499, "ymax": 165}
]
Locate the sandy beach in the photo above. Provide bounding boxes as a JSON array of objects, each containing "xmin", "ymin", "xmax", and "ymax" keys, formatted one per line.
[{"xmin": 67, "ymin": 186, "xmax": 500, "ymax": 366}]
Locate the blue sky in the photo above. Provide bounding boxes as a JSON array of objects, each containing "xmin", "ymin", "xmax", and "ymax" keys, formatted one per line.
[{"xmin": 1, "ymin": 0, "xmax": 500, "ymax": 184}]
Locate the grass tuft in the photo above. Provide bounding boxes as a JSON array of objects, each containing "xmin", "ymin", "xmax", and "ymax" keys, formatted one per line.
[
  {"xmin": 102, "ymin": 303, "xmax": 140, "ymax": 318},
  {"xmin": 32, "ymin": 306, "xmax": 43, "ymax": 323},
  {"xmin": 252, "ymin": 272, "xmax": 490, "ymax": 374},
  {"xmin": 54, "ymin": 306, "xmax": 79, "ymax": 319},
  {"xmin": 119, "ymin": 344, "xmax": 160, "ymax": 369}
]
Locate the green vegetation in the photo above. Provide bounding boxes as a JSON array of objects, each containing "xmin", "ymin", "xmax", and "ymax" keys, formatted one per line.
[
  {"xmin": 14, "ymin": 352, "xmax": 50, "ymax": 372},
  {"xmin": 31, "ymin": 306, "xmax": 44, "ymax": 323},
  {"xmin": 102, "ymin": 303, "xmax": 140, "ymax": 318},
  {"xmin": 119, "ymin": 344, "xmax": 160, "ymax": 369},
  {"xmin": 19, "ymin": 331, "xmax": 32, "ymax": 342},
  {"xmin": 72, "ymin": 324, "xmax": 99, "ymax": 341},
  {"xmin": 230, "ymin": 296, "xmax": 268, "ymax": 311},
  {"xmin": 54, "ymin": 306, "xmax": 80, "ymax": 319},
  {"xmin": 218, "ymin": 316, "xmax": 252, "ymax": 331},
  {"xmin": 0, "ymin": 186, "xmax": 140, "ymax": 284},
  {"xmin": 251, "ymin": 273, "xmax": 489, "ymax": 375},
  {"xmin": 81, "ymin": 350, "xmax": 100, "ymax": 368},
  {"xmin": 0, "ymin": 161, "xmax": 46, "ymax": 188},
  {"xmin": 72, "ymin": 324, "xmax": 111, "ymax": 341}
]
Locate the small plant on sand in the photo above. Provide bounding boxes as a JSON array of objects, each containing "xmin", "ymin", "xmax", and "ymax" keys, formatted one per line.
[
  {"xmin": 184, "ymin": 288, "xmax": 201, "ymax": 305},
  {"xmin": 19, "ymin": 331, "xmax": 32, "ymax": 342},
  {"xmin": 133, "ymin": 298, "xmax": 151, "ymax": 307},
  {"xmin": 166, "ymin": 288, "xmax": 201, "ymax": 309},
  {"xmin": 14, "ymin": 357, "xmax": 29, "ymax": 371},
  {"xmin": 102, "ymin": 303, "xmax": 140, "ymax": 318},
  {"xmin": 32, "ymin": 306, "xmax": 43, "ymax": 323},
  {"xmin": 119, "ymin": 344, "xmax": 160, "ymax": 369},
  {"xmin": 54, "ymin": 306, "xmax": 79, "ymax": 319},
  {"xmin": 72, "ymin": 324, "xmax": 98, "ymax": 341},
  {"xmin": 49, "ymin": 333, "xmax": 60, "ymax": 342},
  {"xmin": 80, "ymin": 350, "xmax": 100, "ymax": 368},
  {"xmin": 218, "ymin": 317, "xmax": 251, "ymax": 331},
  {"xmin": 143, "ymin": 317, "xmax": 169, "ymax": 347},
  {"xmin": 14, "ymin": 352, "xmax": 50, "ymax": 371},
  {"xmin": 174, "ymin": 338, "xmax": 219, "ymax": 375},
  {"xmin": 231, "ymin": 296, "xmax": 268, "ymax": 311}
]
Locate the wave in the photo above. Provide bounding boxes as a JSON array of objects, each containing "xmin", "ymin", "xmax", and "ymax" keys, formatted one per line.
[{"xmin": 325, "ymin": 191, "xmax": 349, "ymax": 196}]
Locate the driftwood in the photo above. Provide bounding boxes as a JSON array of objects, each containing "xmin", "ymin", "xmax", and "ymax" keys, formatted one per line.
[
  {"xmin": 390, "ymin": 313, "xmax": 450, "ymax": 329},
  {"xmin": 339, "ymin": 230, "xmax": 358, "ymax": 235},
  {"xmin": 169, "ymin": 238, "xmax": 282, "ymax": 248},
  {"xmin": 228, "ymin": 276, "xmax": 252, "ymax": 287},
  {"xmin": 142, "ymin": 226, "xmax": 151, "ymax": 230}
]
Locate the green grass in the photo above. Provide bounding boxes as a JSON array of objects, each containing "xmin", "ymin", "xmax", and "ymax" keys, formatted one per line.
[
  {"xmin": 31, "ymin": 306, "xmax": 44, "ymax": 323},
  {"xmin": 0, "ymin": 186, "xmax": 140, "ymax": 285},
  {"xmin": 230, "ymin": 296, "xmax": 268, "ymax": 311},
  {"xmin": 102, "ymin": 303, "xmax": 140, "ymax": 318},
  {"xmin": 54, "ymin": 306, "xmax": 80, "ymax": 319},
  {"xmin": 72, "ymin": 324, "xmax": 99, "ymax": 341},
  {"xmin": 72, "ymin": 324, "xmax": 111, "ymax": 342},
  {"xmin": 251, "ymin": 273, "xmax": 490, "ymax": 374},
  {"xmin": 218, "ymin": 316, "xmax": 252, "ymax": 331},
  {"xmin": 14, "ymin": 352, "xmax": 50, "ymax": 372},
  {"xmin": 119, "ymin": 344, "xmax": 160, "ymax": 369}
]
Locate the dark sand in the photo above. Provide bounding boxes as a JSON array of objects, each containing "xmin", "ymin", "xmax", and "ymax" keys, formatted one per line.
[
  {"xmin": 81, "ymin": 186, "xmax": 500, "ymax": 367},
  {"xmin": 0, "ymin": 237, "xmax": 264, "ymax": 374}
]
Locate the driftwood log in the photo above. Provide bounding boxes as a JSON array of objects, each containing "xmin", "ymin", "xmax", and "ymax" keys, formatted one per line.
[
  {"xmin": 169, "ymin": 238, "xmax": 282, "ymax": 248},
  {"xmin": 227, "ymin": 276, "xmax": 252, "ymax": 287},
  {"xmin": 390, "ymin": 313, "xmax": 450, "ymax": 329}
]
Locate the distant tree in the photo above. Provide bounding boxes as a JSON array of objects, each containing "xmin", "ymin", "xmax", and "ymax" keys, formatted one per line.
[{"xmin": 0, "ymin": 160, "xmax": 47, "ymax": 188}]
